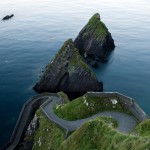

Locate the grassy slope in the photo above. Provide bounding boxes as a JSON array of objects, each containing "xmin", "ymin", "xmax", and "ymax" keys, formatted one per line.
[
  {"xmin": 54, "ymin": 93, "xmax": 131, "ymax": 120},
  {"xmin": 57, "ymin": 91, "xmax": 70, "ymax": 104},
  {"xmin": 32, "ymin": 109, "xmax": 65, "ymax": 150},
  {"xmin": 32, "ymin": 114, "xmax": 119, "ymax": 150},
  {"xmin": 45, "ymin": 39, "xmax": 95, "ymax": 77},
  {"xmin": 83, "ymin": 13, "xmax": 109, "ymax": 40},
  {"xmin": 134, "ymin": 119, "xmax": 150, "ymax": 137},
  {"xmin": 59, "ymin": 118, "xmax": 150, "ymax": 150}
]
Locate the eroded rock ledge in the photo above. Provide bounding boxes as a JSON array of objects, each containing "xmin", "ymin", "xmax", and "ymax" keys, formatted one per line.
[
  {"xmin": 33, "ymin": 39, "xmax": 103, "ymax": 93},
  {"xmin": 74, "ymin": 13, "xmax": 115, "ymax": 67}
]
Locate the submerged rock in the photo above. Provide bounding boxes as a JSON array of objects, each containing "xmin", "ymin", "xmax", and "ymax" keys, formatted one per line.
[
  {"xmin": 74, "ymin": 13, "xmax": 115, "ymax": 66},
  {"xmin": 2, "ymin": 14, "xmax": 14, "ymax": 20},
  {"xmin": 33, "ymin": 39, "xmax": 103, "ymax": 93}
]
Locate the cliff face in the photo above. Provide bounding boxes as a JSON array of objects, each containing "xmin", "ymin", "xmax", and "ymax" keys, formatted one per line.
[
  {"xmin": 33, "ymin": 39, "xmax": 103, "ymax": 93},
  {"xmin": 74, "ymin": 13, "xmax": 115, "ymax": 66}
]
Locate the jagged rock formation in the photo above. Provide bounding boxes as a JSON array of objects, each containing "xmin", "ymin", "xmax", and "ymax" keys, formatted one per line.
[
  {"xmin": 74, "ymin": 13, "xmax": 115, "ymax": 67},
  {"xmin": 25, "ymin": 114, "xmax": 39, "ymax": 137},
  {"xmin": 33, "ymin": 39, "xmax": 103, "ymax": 93},
  {"xmin": 2, "ymin": 14, "xmax": 14, "ymax": 20},
  {"xmin": 17, "ymin": 114, "xmax": 39, "ymax": 150}
]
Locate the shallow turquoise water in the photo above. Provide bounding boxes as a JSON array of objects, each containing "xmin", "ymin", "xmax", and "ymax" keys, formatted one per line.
[{"xmin": 0, "ymin": 0, "xmax": 150, "ymax": 147}]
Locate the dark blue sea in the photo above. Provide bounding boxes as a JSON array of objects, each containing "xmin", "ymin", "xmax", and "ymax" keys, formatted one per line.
[{"xmin": 0, "ymin": 0, "xmax": 150, "ymax": 147}]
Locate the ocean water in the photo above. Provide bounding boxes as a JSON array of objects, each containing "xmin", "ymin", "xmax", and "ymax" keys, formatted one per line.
[{"xmin": 0, "ymin": 0, "xmax": 150, "ymax": 147}]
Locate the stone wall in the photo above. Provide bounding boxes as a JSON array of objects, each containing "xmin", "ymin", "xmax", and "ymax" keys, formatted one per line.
[
  {"xmin": 2, "ymin": 93, "xmax": 58, "ymax": 150},
  {"xmin": 87, "ymin": 92, "xmax": 148, "ymax": 122},
  {"xmin": 40, "ymin": 99, "xmax": 70, "ymax": 139}
]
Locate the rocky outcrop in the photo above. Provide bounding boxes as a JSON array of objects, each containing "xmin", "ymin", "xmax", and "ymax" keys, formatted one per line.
[
  {"xmin": 33, "ymin": 39, "xmax": 103, "ymax": 93},
  {"xmin": 74, "ymin": 13, "xmax": 115, "ymax": 67},
  {"xmin": 17, "ymin": 114, "xmax": 39, "ymax": 150},
  {"xmin": 2, "ymin": 14, "xmax": 14, "ymax": 20},
  {"xmin": 25, "ymin": 114, "xmax": 39, "ymax": 137}
]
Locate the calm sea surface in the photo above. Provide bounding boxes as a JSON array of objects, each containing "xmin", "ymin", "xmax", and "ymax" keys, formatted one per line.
[{"xmin": 0, "ymin": 0, "xmax": 150, "ymax": 147}]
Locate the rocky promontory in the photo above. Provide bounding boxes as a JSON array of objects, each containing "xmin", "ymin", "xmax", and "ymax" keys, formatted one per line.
[
  {"xmin": 74, "ymin": 13, "xmax": 115, "ymax": 67},
  {"xmin": 33, "ymin": 39, "xmax": 103, "ymax": 93}
]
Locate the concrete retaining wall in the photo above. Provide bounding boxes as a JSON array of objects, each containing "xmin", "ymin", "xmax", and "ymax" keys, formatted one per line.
[
  {"xmin": 40, "ymin": 99, "xmax": 70, "ymax": 139},
  {"xmin": 87, "ymin": 92, "xmax": 148, "ymax": 122},
  {"xmin": 2, "ymin": 93, "xmax": 58, "ymax": 150}
]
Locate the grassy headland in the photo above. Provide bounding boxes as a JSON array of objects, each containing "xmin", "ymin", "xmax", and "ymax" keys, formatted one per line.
[
  {"xmin": 32, "ymin": 109, "xmax": 65, "ymax": 150},
  {"xmin": 59, "ymin": 117, "xmax": 150, "ymax": 150},
  {"xmin": 54, "ymin": 92, "xmax": 131, "ymax": 120}
]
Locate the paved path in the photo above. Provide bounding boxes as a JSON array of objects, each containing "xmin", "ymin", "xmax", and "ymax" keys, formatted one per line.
[{"xmin": 41, "ymin": 96, "xmax": 137, "ymax": 134}]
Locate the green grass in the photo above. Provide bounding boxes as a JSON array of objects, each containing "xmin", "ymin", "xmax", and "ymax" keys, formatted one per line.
[
  {"xmin": 52, "ymin": 39, "xmax": 74, "ymax": 61},
  {"xmin": 65, "ymin": 41, "xmax": 95, "ymax": 77},
  {"xmin": 96, "ymin": 116, "xmax": 118, "ymax": 128},
  {"xmin": 57, "ymin": 92, "xmax": 70, "ymax": 104},
  {"xmin": 31, "ymin": 106, "xmax": 150, "ymax": 150},
  {"xmin": 44, "ymin": 39, "xmax": 95, "ymax": 78},
  {"xmin": 67, "ymin": 45, "xmax": 93, "ymax": 74},
  {"xmin": 59, "ymin": 117, "xmax": 150, "ymax": 150},
  {"xmin": 44, "ymin": 39, "xmax": 74, "ymax": 72},
  {"xmin": 32, "ymin": 109, "xmax": 65, "ymax": 150},
  {"xmin": 134, "ymin": 119, "xmax": 150, "ymax": 137},
  {"xmin": 82, "ymin": 13, "xmax": 109, "ymax": 40},
  {"xmin": 54, "ymin": 93, "xmax": 131, "ymax": 120}
]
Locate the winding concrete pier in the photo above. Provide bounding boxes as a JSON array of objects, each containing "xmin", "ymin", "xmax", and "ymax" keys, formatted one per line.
[
  {"xmin": 41, "ymin": 96, "xmax": 137, "ymax": 134},
  {"xmin": 3, "ymin": 92, "xmax": 149, "ymax": 150}
]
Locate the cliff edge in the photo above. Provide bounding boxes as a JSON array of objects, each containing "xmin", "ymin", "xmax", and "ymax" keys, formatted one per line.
[{"xmin": 33, "ymin": 39, "xmax": 103, "ymax": 93}]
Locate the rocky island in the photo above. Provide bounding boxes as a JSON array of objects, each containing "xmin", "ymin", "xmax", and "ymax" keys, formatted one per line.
[
  {"xmin": 33, "ymin": 13, "xmax": 115, "ymax": 94},
  {"xmin": 74, "ymin": 13, "xmax": 115, "ymax": 67},
  {"xmin": 2, "ymin": 14, "xmax": 14, "ymax": 20},
  {"xmin": 33, "ymin": 39, "xmax": 103, "ymax": 94}
]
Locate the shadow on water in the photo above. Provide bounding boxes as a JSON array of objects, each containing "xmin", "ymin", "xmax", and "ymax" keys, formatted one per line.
[{"xmin": 90, "ymin": 50, "xmax": 115, "ymax": 75}]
